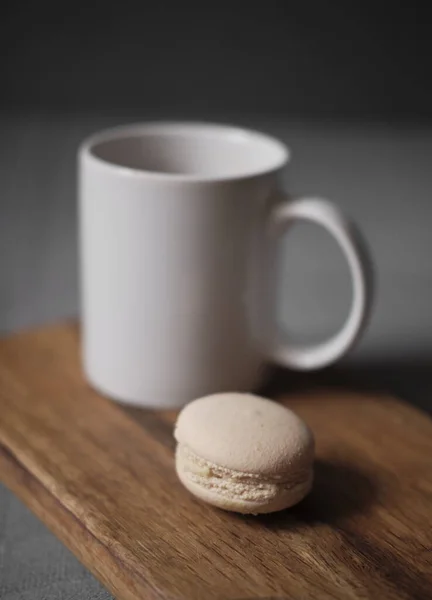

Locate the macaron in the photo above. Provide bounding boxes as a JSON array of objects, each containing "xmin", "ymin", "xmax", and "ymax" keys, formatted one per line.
[{"xmin": 174, "ymin": 393, "xmax": 314, "ymax": 514}]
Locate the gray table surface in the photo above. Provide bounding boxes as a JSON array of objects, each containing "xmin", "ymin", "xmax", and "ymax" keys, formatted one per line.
[{"xmin": 1, "ymin": 113, "xmax": 431, "ymax": 599}]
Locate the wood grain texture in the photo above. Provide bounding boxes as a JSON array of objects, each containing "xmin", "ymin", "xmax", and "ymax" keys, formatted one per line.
[{"xmin": 0, "ymin": 323, "xmax": 431, "ymax": 600}]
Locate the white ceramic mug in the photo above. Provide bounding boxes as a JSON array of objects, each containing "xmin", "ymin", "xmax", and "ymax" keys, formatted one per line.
[{"xmin": 79, "ymin": 122, "xmax": 371, "ymax": 408}]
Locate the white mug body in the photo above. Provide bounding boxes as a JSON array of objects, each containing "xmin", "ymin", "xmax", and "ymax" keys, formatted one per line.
[{"xmin": 79, "ymin": 123, "xmax": 286, "ymax": 407}]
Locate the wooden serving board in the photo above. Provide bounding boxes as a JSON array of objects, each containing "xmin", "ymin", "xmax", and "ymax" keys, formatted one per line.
[{"xmin": 0, "ymin": 324, "xmax": 431, "ymax": 600}]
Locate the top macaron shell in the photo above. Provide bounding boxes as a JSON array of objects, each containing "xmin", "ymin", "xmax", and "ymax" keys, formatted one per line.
[{"xmin": 174, "ymin": 393, "xmax": 314, "ymax": 476}]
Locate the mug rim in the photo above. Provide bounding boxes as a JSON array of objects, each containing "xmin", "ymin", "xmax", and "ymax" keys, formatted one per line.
[{"xmin": 79, "ymin": 121, "xmax": 290, "ymax": 182}]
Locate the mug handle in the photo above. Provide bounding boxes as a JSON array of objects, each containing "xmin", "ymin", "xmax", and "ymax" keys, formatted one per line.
[{"xmin": 266, "ymin": 196, "xmax": 373, "ymax": 370}]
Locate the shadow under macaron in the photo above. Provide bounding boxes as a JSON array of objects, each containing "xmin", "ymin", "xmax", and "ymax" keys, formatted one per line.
[
  {"xmin": 293, "ymin": 459, "xmax": 378, "ymax": 525},
  {"xmin": 231, "ymin": 459, "xmax": 378, "ymax": 530}
]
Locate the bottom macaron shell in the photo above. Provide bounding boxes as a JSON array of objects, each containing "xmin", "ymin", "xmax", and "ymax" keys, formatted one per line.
[{"xmin": 176, "ymin": 461, "xmax": 313, "ymax": 515}]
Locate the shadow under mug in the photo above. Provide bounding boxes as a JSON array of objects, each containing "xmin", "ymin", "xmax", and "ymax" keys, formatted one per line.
[{"xmin": 79, "ymin": 122, "xmax": 372, "ymax": 408}]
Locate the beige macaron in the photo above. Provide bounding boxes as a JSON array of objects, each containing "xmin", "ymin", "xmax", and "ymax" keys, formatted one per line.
[{"xmin": 174, "ymin": 393, "xmax": 314, "ymax": 514}]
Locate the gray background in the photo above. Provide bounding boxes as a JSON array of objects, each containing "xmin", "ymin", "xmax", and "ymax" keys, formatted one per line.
[
  {"xmin": 1, "ymin": 3, "xmax": 431, "ymax": 599},
  {"xmin": 2, "ymin": 3, "xmax": 432, "ymax": 120}
]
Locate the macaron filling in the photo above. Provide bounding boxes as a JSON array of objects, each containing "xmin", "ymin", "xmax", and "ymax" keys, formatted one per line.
[{"xmin": 176, "ymin": 443, "xmax": 313, "ymax": 504}]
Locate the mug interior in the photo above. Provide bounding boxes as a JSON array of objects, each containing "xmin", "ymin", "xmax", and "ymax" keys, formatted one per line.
[{"xmin": 87, "ymin": 123, "xmax": 288, "ymax": 180}]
